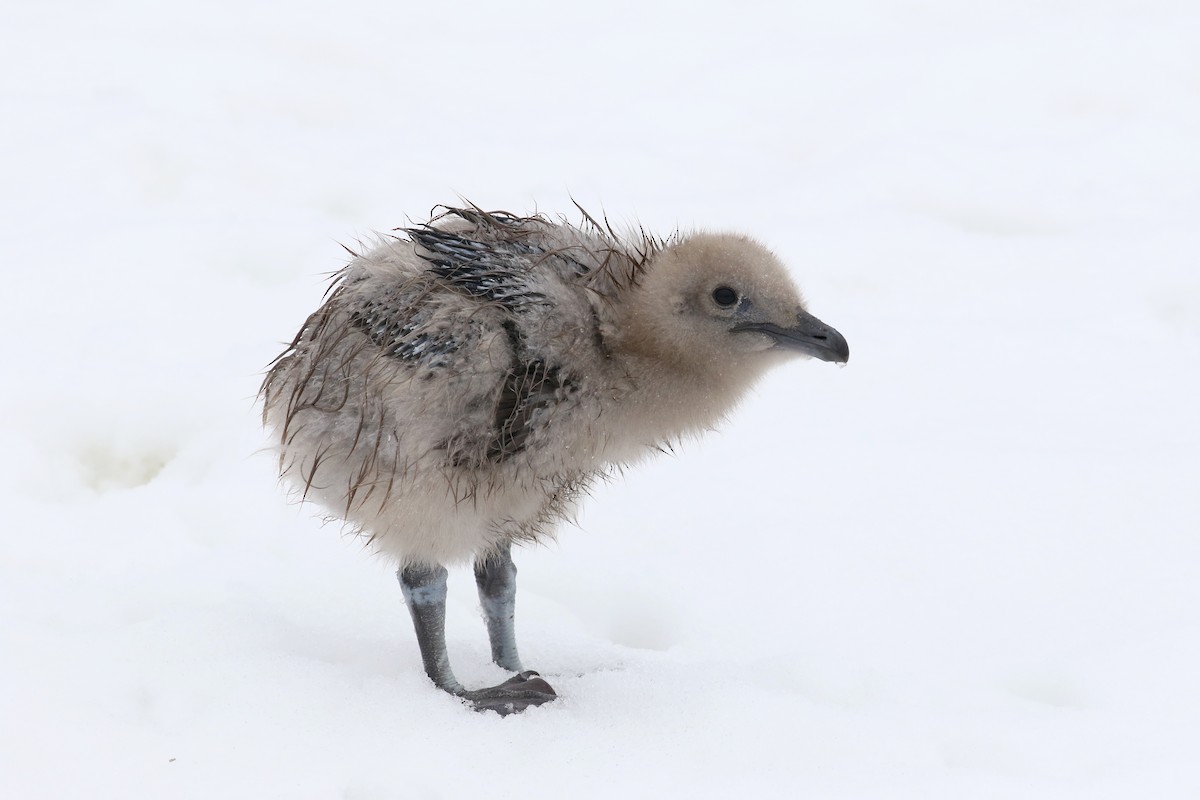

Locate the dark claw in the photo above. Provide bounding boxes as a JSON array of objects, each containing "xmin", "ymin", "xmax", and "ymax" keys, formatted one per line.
[{"xmin": 460, "ymin": 670, "xmax": 557, "ymax": 716}]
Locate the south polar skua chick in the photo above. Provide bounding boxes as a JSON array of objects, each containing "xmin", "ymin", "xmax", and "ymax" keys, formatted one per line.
[{"xmin": 261, "ymin": 204, "xmax": 849, "ymax": 714}]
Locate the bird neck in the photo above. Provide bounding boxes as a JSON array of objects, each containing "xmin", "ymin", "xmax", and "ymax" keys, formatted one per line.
[
  {"xmin": 602, "ymin": 300, "xmax": 765, "ymax": 448},
  {"xmin": 611, "ymin": 353, "xmax": 764, "ymax": 450}
]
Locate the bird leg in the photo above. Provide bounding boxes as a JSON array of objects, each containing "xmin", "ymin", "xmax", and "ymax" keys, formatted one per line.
[
  {"xmin": 397, "ymin": 562, "xmax": 461, "ymax": 693},
  {"xmin": 473, "ymin": 543, "xmax": 523, "ymax": 671},
  {"xmin": 398, "ymin": 559, "xmax": 556, "ymax": 715}
]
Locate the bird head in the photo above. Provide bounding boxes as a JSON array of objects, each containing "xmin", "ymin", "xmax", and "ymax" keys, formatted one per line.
[{"xmin": 621, "ymin": 233, "xmax": 849, "ymax": 382}]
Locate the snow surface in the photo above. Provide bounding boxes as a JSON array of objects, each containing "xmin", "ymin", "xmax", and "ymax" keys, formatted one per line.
[{"xmin": 3, "ymin": 1, "xmax": 1199, "ymax": 797}]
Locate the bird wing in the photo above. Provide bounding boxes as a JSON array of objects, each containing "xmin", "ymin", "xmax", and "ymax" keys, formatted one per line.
[
  {"xmin": 399, "ymin": 216, "xmax": 582, "ymax": 463},
  {"xmin": 334, "ymin": 220, "xmax": 578, "ymax": 467}
]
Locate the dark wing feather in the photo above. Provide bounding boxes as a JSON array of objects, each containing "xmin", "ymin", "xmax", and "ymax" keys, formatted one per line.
[
  {"xmin": 347, "ymin": 289, "xmax": 462, "ymax": 369},
  {"xmin": 405, "ymin": 226, "xmax": 547, "ymax": 310},
  {"xmin": 487, "ymin": 359, "xmax": 568, "ymax": 462}
]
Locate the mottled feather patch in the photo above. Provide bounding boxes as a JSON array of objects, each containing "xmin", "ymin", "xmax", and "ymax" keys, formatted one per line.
[
  {"xmin": 406, "ymin": 227, "xmax": 548, "ymax": 309},
  {"xmin": 487, "ymin": 360, "xmax": 572, "ymax": 462},
  {"xmin": 348, "ymin": 297, "xmax": 461, "ymax": 368}
]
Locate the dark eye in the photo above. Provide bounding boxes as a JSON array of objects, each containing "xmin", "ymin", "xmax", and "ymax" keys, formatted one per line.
[{"xmin": 712, "ymin": 286, "xmax": 738, "ymax": 307}]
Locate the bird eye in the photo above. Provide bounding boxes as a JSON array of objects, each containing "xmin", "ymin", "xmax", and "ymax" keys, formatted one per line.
[{"xmin": 712, "ymin": 286, "xmax": 738, "ymax": 307}]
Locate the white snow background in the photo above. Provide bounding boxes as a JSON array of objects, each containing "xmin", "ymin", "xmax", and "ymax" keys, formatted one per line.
[{"xmin": 2, "ymin": 1, "xmax": 1198, "ymax": 797}]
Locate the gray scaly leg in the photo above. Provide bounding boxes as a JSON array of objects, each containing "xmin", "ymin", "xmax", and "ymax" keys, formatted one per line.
[
  {"xmin": 474, "ymin": 543, "xmax": 524, "ymax": 672},
  {"xmin": 398, "ymin": 558, "xmax": 555, "ymax": 715},
  {"xmin": 398, "ymin": 562, "xmax": 464, "ymax": 693}
]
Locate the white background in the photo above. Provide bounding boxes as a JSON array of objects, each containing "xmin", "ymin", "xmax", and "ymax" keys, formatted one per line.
[{"xmin": 2, "ymin": 1, "xmax": 1198, "ymax": 797}]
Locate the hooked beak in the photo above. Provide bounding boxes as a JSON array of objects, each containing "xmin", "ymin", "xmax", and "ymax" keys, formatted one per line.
[{"xmin": 734, "ymin": 310, "xmax": 849, "ymax": 363}]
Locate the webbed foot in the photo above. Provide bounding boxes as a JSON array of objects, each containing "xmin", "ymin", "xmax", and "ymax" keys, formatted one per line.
[{"xmin": 460, "ymin": 670, "xmax": 557, "ymax": 716}]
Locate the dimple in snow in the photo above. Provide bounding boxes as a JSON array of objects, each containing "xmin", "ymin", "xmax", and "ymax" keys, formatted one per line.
[{"xmin": 261, "ymin": 204, "xmax": 849, "ymax": 715}]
